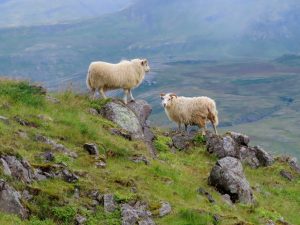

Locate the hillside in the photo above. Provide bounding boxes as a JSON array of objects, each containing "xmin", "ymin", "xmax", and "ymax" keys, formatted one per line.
[{"xmin": 0, "ymin": 79, "xmax": 299, "ymax": 225}]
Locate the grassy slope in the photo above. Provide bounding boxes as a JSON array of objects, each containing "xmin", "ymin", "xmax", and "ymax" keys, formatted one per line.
[{"xmin": 0, "ymin": 80, "xmax": 299, "ymax": 225}]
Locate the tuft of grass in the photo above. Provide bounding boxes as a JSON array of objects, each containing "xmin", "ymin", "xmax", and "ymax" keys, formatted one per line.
[
  {"xmin": 153, "ymin": 135, "xmax": 172, "ymax": 152},
  {"xmin": 88, "ymin": 98, "xmax": 112, "ymax": 111},
  {"xmin": 51, "ymin": 205, "xmax": 77, "ymax": 224}
]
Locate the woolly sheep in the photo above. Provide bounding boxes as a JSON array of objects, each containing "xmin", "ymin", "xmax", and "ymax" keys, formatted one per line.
[
  {"xmin": 160, "ymin": 93, "xmax": 219, "ymax": 135},
  {"xmin": 86, "ymin": 59, "xmax": 150, "ymax": 104}
]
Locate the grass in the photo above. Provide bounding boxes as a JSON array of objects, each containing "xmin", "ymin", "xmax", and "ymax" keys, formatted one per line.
[{"xmin": 0, "ymin": 80, "xmax": 299, "ymax": 225}]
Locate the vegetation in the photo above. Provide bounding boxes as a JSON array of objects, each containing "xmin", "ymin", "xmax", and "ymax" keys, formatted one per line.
[{"xmin": 0, "ymin": 80, "xmax": 299, "ymax": 225}]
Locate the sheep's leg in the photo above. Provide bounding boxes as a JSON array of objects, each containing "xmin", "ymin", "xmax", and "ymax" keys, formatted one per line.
[
  {"xmin": 198, "ymin": 119, "xmax": 206, "ymax": 136},
  {"xmin": 178, "ymin": 123, "xmax": 182, "ymax": 132},
  {"xmin": 212, "ymin": 123, "xmax": 218, "ymax": 135},
  {"xmin": 123, "ymin": 89, "xmax": 129, "ymax": 104},
  {"xmin": 99, "ymin": 88, "xmax": 107, "ymax": 99},
  {"xmin": 129, "ymin": 89, "xmax": 135, "ymax": 102},
  {"xmin": 184, "ymin": 124, "xmax": 188, "ymax": 134},
  {"xmin": 92, "ymin": 88, "xmax": 98, "ymax": 100}
]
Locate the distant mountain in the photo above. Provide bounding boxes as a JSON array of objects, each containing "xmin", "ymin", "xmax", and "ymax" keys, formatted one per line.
[{"xmin": 0, "ymin": 0, "xmax": 133, "ymax": 28}]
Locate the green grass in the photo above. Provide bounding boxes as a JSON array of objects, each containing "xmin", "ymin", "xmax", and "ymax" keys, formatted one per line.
[{"xmin": 0, "ymin": 80, "xmax": 299, "ymax": 225}]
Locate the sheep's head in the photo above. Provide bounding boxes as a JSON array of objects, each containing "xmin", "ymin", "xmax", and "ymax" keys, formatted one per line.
[
  {"xmin": 141, "ymin": 59, "xmax": 150, "ymax": 72},
  {"xmin": 160, "ymin": 93, "xmax": 177, "ymax": 108}
]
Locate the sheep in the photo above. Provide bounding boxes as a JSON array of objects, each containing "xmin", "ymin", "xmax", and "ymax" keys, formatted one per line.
[
  {"xmin": 86, "ymin": 58, "xmax": 150, "ymax": 104},
  {"xmin": 160, "ymin": 93, "xmax": 219, "ymax": 135}
]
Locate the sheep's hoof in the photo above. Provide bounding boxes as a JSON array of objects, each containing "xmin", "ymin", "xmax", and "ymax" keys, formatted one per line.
[{"xmin": 130, "ymin": 99, "xmax": 136, "ymax": 103}]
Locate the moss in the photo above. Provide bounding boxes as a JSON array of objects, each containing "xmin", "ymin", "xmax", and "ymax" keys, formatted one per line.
[{"xmin": 153, "ymin": 135, "xmax": 172, "ymax": 152}]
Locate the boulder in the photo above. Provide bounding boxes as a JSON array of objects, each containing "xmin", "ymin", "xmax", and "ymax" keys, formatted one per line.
[
  {"xmin": 100, "ymin": 101, "xmax": 144, "ymax": 140},
  {"xmin": 83, "ymin": 143, "xmax": 99, "ymax": 155},
  {"xmin": 0, "ymin": 179, "xmax": 29, "ymax": 219},
  {"xmin": 208, "ymin": 157, "xmax": 254, "ymax": 204},
  {"xmin": 228, "ymin": 132, "xmax": 250, "ymax": 146},
  {"xmin": 75, "ymin": 215, "xmax": 87, "ymax": 225},
  {"xmin": 127, "ymin": 100, "xmax": 152, "ymax": 127},
  {"xmin": 61, "ymin": 169, "xmax": 79, "ymax": 183},
  {"xmin": 130, "ymin": 155, "xmax": 149, "ymax": 165},
  {"xmin": 172, "ymin": 133, "xmax": 196, "ymax": 151}
]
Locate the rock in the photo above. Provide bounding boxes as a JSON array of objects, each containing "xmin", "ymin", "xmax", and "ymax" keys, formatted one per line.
[
  {"xmin": 41, "ymin": 152, "xmax": 55, "ymax": 161},
  {"xmin": 130, "ymin": 155, "xmax": 149, "ymax": 165},
  {"xmin": 172, "ymin": 133, "xmax": 196, "ymax": 150},
  {"xmin": 197, "ymin": 187, "xmax": 215, "ymax": 203},
  {"xmin": 253, "ymin": 146, "xmax": 274, "ymax": 166},
  {"xmin": 0, "ymin": 115, "xmax": 9, "ymax": 125},
  {"xmin": 239, "ymin": 146, "xmax": 260, "ymax": 168},
  {"xmin": 35, "ymin": 134, "xmax": 78, "ymax": 158},
  {"xmin": 222, "ymin": 194, "xmax": 233, "ymax": 206},
  {"xmin": 103, "ymin": 194, "xmax": 117, "ymax": 212},
  {"xmin": 206, "ymin": 132, "xmax": 239, "ymax": 158},
  {"xmin": 95, "ymin": 161, "xmax": 106, "ymax": 168},
  {"xmin": 83, "ymin": 143, "xmax": 99, "ymax": 155},
  {"xmin": 75, "ymin": 215, "xmax": 87, "ymax": 225},
  {"xmin": 289, "ymin": 157, "xmax": 300, "ymax": 174},
  {"xmin": 46, "ymin": 95, "xmax": 60, "ymax": 104},
  {"xmin": 121, "ymin": 202, "xmax": 155, "ymax": 225},
  {"xmin": 0, "ymin": 158, "xmax": 12, "ymax": 176},
  {"xmin": 0, "ymin": 179, "xmax": 29, "ymax": 219},
  {"xmin": 109, "ymin": 128, "xmax": 132, "ymax": 140},
  {"xmin": 30, "ymin": 84, "xmax": 47, "ymax": 95},
  {"xmin": 266, "ymin": 220, "xmax": 276, "ymax": 225},
  {"xmin": 228, "ymin": 132, "xmax": 250, "ymax": 146},
  {"xmin": 14, "ymin": 116, "xmax": 37, "ymax": 127},
  {"xmin": 2, "ymin": 156, "xmax": 35, "ymax": 183},
  {"xmin": 159, "ymin": 201, "xmax": 172, "ymax": 217},
  {"xmin": 208, "ymin": 157, "xmax": 254, "ymax": 204},
  {"xmin": 62, "ymin": 169, "xmax": 79, "ymax": 183},
  {"xmin": 100, "ymin": 100, "xmax": 144, "ymax": 140},
  {"xmin": 280, "ymin": 170, "xmax": 293, "ymax": 181},
  {"xmin": 88, "ymin": 108, "xmax": 98, "ymax": 115},
  {"xmin": 22, "ymin": 190, "xmax": 33, "ymax": 201},
  {"xmin": 127, "ymin": 100, "xmax": 152, "ymax": 127}
]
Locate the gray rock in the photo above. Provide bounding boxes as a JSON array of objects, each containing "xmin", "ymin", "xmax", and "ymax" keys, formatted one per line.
[
  {"xmin": 14, "ymin": 116, "xmax": 37, "ymax": 127},
  {"xmin": 222, "ymin": 194, "xmax": 233, "ymax": 206},
  {"xmin": 0, "ymin": 158, "xmax": 12, "ymax": 176},
  {"xmin": 172, "ymin": 133, "xmax": 196, "ymax": 150},
  {"xmin": 130, "ymin": 155, "xmax": 149, "ymax": 165},
  {"xmin": 104, "ymin": 194, "xmax": 117, "ymax": 213},
  {"xmin": 239, "ymin": 146, "xmax": 260, "ymax": 168},
  {"xmin": 62, "ymin": 169, "xmax": 79, "ymax": 183},
  {"xmin": 208, "ymin": 157, "xmax": 254, "ymax": 204},
  {"xmin": 41, "ymin": 152, "xmax": 55, "ymax": 161},
  {"xmin": 2, "ymin": 156, "xmax": 35, "ymax": 183},
  {"xmin": 0, "ymin": 115, "xmax": 9, "ymax": 125},
  {"xmin": 127, "ymin": 100, "xmax": 152, "ymax": 127},
  {"xmin": 288, "ymin": 157, "xmax": 300, "ymax": 174},
  {"xmin": 83, "ymin": 143, "xmax": 99, "ymax": 155},
  {"xmin": 95, "ymin": 161, "xmax": 106, "ymax": 168},
  {"xmin": 35, "ymin": 134, "xmax": 78, "ymax": 158},
  {"xmin": 22, "ymin": 190, "xmax": 33, "ymax": 201},
  {"xmin": 159, "ymin": 202, "xmax": 172, "ymax": 217},
  {"xmin": 228, "ymin": 131, "xmax": 250, "ymax": 146},
  {"xmin": 100, "ymin": 101, "xmax": 144, "ymax": 140},
  {"xmin": 253, "ymin": 146, "xmax": 274, "ymax": 166},
  {"xmin": 280, "ymin": 170, "xmax": 293, "ymax": 181},
  {"xmin": 206, "ymin": 132, "xmax": 239, "ymax": 158},
  {"xmin": 121, "ymin": 202, "xmax": 155, "ymax": 225},
  {"xmin": 0, "ymin": 179, "xmax": 29, "ymax": 219},
  {"xmin": 197, "ymin": 188, "xmax": 215, "ymax": 203},
  {"xmin": 75, "ymin": 215, "xmax": 87, "ymax": 225},
  {"xmin": 110, "ymin": 128, "xmax": 132, "ymax": 140}
]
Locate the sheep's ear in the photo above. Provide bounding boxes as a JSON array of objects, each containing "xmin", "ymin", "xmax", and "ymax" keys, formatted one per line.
[
  {"xmin": 160, "ymin": 93, "xmax": 165, "ymax": 97},
  {"xmin": 141, "ymin": 59, "xmax": 147, "ymax": 65}
]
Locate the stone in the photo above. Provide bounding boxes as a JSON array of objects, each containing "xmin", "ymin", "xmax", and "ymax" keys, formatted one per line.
[
  {"xmin": 62, "ymin": 169, "xmax": 79, "ymax": 183},
  {"xmin": 208, "ymin": 157, "xmax": 254, "ymax": 204},
  {"xmin": 197, "ymin": 187, "xmax": 215, "ymax": 203},
  {"xmin": 95, "ymin": 161, "xmax": 106, "ymax": 168},
  {"xmin": 88, "ymin": 108, "xmax": 98, "ymax": 115},
  {"xmin": 75, "ymin": 215, "xmax": 87, "ymax": 225},
  {"xmin": 22, "ymin": 190, "xmax": 33, "ymax": 201},
  {"xmin": 289, "ymin": 157, "xmax": 300, "ymax": 174},
  {"xmin": 0, "ymin": 179, "xmax": 29, "ymax": 219},
  {"xmin": 14, "ymin": 116, "xmax": 37, "ymax": 127},
  {"xmin": 206, "ymin": 132, "xmax": 239, "ymax": 158},
  {"xmin": 127, "ymin": 100, "xmax": 152, "ymax": 127},
  {"xmin": 103, "ymin": 194, "xmax": 117, "ymax": 212},
  {"xmin": 0, "ymin": 158, "xmax": 12, "ymax": 176},
  {"xmin": 121, "ymin": 204, "xmax": 139, "ymax": 225},
  {"xmin": 100, "ymin": 100, "xmax": 144, "ymax": 140},
  {"xmin": 222, "ymin": 194, "xmax": 233, "ymax": 206},
  {"xmin": 172, "ymin": 133, "xmax": 196, "ymax": 150},
  {"xmin": 2, "ymin": 156, "xmax": 35, "ymax": 183},
  {"xmin": 0, "ymin": 115, "xmax": 9, "ymax": 125},
  {"xmin": 121, "ymin": 202, "xmax": 155, "ymax": 225},
  {"xmin": 253, "ymin": 146, "xmax": 274, "ymax": 166},
  {"xmin": 41, "ymin": 151, "xmax": 55, "ymax": 161},
  {"xmin": 110, "ymin": 128, "xmax": 132, "ymax": 140},
  {"xmin": 280, "ymin": 170, "xmax": 293, "ymax": 181},
  {"xmin": 159, "ymin": 201, "xmax": 172, "ymax": 217},
  {"xmin": 83, "ymin": 143, "xmax": 99, "ymax": 155},
  {"xmin": 130, "ymin": 155, "xmax": 149, "ymax": 165},
  {"xmin": 228, "ymin": 131, "xmax": 250, "ymax": 146}
]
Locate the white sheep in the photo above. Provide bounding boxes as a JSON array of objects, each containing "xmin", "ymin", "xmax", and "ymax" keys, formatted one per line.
[
  {"xmin": 160, "ymin": 93, "xmax": 219, "ymax": 135},
  {"xmin": 86, "ymin": 58, "xmax": 150, "ymax": 104}
]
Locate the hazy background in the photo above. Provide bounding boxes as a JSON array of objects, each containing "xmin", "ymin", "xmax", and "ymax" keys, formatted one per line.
[{"xmin": 0, "ymin": 0, "xmax": 300, "ymax": 158}]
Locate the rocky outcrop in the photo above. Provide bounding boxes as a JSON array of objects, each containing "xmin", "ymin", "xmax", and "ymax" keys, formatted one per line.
[
  {"xmin": 206, "ymin": 131, "xmax": 274, "ymax": 168},
  {"xmin": 208, "ymin": 157, "xmax": 254, "ymax": 204},
  {"xmin": 99, "ymin": 99, "xmax": 156, "ymax": 156},
  {"xmin": 277, "ymin": 155, "xmax": 300, "ymax": 174},
  {"xmin": 0, "ymin": 179, "xmax": 29, "ymax": 219},
  {"xmin": 103, "ymin": 194, "xmax": 117, "ymax": 213},
  {"xmin": 159, "ymin": 202, "xmax": 172, "ymax": 217},
  {"xmin": 83, "ymin": 143, "xmax": 99, "ymax": 155}
]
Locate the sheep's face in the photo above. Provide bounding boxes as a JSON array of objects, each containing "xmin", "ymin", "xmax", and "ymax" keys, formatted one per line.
[
  {"xmin": 141, "ymin": 59, "xmax": 150, "ymax": 72},
  {"xmin": 160, "ymin": 93, "xmax": 177, "ymax": 108}
]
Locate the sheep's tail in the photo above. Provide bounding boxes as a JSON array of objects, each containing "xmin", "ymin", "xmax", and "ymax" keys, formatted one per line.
[
  {"xmin": 208, "ymin": 102, "xmax": 219, "ymax": 126},
  {"xmin": 86, "ymin": 68, "xmax": 92, "ymax": 91}
]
